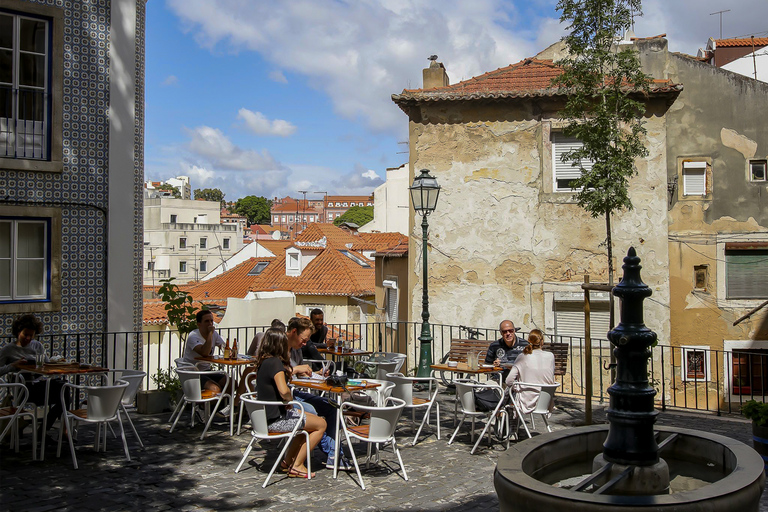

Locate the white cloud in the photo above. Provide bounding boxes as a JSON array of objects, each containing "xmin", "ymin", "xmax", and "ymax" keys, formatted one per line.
[
  {"xmin": 237, "ymin": 108, "xmax": 297, "ymax": 137},
  {"xmin": 269, "ymin": 70, "xmax": 288, "ymax": 83},
  {"xmin": 166, "ymin": 0, "xmax": 551, "ymax": 135},
  {"xmin": 162, "ymin": 75, "xmax": 178, "ymax": 86},
  {"xmin": 361, "ymin": 169, "xmax": 380, "ymax": 180},
  {"xmin": 185, "ymin": 125, "xmax": 283, "ymax": 171}
]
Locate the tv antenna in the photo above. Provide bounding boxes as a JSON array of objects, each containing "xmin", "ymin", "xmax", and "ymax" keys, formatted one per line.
[{"xmin": 709, "ymin": 9, "xmax": 730, "ymax": 39}]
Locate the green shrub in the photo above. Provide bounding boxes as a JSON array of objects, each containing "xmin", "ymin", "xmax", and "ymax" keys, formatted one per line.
[
  {"xmin": 742, "ymin": 400, "xmax": 768, "ymax": 427},
  {"xmin": 151, "ymin": 368, "xmax": 182, "ymax": 404}
]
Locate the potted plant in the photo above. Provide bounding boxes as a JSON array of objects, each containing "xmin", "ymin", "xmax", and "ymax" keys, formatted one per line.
[
  {"xmin": 741, "ymin": 399, "xmax": 768, "ymax": 470},
  {"xmin": 138, "ymin": 278, "xmax": 199, "ymax": 414}
]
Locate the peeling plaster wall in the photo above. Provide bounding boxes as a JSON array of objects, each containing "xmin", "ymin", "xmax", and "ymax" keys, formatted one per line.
[
  {"xmin": 405, "ymin": 99, "xmax": 671, "ymax": 352},
  {"xmin": 638, "ymin": 38, "xmax": 768, "ymax": 351}
]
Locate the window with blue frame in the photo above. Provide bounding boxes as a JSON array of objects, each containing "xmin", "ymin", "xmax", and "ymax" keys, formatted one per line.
[{"xmin": 0, "ymin": 216, "xmax": 51, "ymax": 302}]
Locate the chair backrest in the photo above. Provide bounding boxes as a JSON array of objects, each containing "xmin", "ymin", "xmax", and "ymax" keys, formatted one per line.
[
  {"xmin": 386, "ymin": 373, "xmax": 414, "ymax": 406},
  {"xmin": 365, "ymin": 397, "xmax": 405, "ymax": 442},
  {"xmin": 240, "ymin": 392, "xmax": 270, "ymax": 435},
  {"xmin": 374, "ymin": 361, "xmax": 400, "ymax": 380},
  {"xmin": 85, "ymin": 380, "xmax": 129, "ymax": 421},
  {"xmin": 532, "ymin": 383, "xmax": 559, "ymax": 415},
  {"xmin": 454, "ymin": 380, "xmax": 479, "ymax": 414},
  {"xmin": 174, "ymin": 358, "xmax": 197, "ymax": 369},
  {"xmin": 0, "ymin": 382, "xmax": 28, "ymax": 409},
  {"xmin": 360, "ymin": 379, "xmax": 395, "ymax": 406},
  {"xmin": 174, "ymin": 368, "xmax": 227, "ymax": 401},
  {"xmin": 113, "ymin": 370, "xmax": 146, "ymax": 405}
]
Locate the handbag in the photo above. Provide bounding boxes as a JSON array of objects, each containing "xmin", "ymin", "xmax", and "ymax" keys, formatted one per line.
[{"xmin": 474, "ymin": 387, "xmax": 502, "ymax": 412}]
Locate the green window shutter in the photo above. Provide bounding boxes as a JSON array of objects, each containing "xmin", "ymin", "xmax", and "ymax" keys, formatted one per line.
[{"xmin": 726, "ymin": 249, "xmax": 768, "ymax": 299}]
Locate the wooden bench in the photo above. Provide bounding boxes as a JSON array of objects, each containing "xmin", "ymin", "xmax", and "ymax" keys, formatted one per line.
[
  {"xmin": 442, "ymin": 338, "xmax": 568, "ymax": 376},
  {"xmin": 441, "ymin": 338, "xmax": 491, "ymax": 365}
]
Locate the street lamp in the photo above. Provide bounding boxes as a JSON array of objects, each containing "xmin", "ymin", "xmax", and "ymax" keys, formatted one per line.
[{"xmin": 409, "ymin": 169, "xmax": 441, "ymax": 377}]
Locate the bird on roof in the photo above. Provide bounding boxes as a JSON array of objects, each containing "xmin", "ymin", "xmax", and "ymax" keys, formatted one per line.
[{"xmin": 428, "ymin": 55, "xmax": 438, "ymax": 61}]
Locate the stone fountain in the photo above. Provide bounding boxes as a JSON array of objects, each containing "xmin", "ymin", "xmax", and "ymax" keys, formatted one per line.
[{"xmin": 494, "ymin": 248, "xmax": 765, "ymax": 511}]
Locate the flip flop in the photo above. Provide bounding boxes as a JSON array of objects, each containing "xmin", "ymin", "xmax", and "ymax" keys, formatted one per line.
[
  {"xmin": 287, "ymin": 468, "xmax": 315, "ymax": 479},
  {"xmin": 279, "ymin": 460, "xmax": 291, "ymax": 473}
]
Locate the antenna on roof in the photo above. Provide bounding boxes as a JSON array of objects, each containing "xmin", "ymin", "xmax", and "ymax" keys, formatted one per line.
[{"xmin": 709, "ymin": 9, "xmax": 731, "ymax": 39}]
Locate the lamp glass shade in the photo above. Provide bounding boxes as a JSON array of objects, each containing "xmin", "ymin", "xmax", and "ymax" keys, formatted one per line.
[{"xmin": 409, "ymin": 169, "xmax": 441, "ymax": 214}]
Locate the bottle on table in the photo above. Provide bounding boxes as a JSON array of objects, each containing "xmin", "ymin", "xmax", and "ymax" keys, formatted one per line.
[
  {"xmin": 231, "ymin": 338, "xmax": 238, "ymax": 359},
  {"xmin": 224, "ymin": 338, "xmax": 231, "ymax": 359}
]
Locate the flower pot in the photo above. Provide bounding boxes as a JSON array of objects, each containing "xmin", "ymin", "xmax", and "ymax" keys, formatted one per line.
[
  {"xmin": 137, "ymin": 389, "xmax": 172, "ymax": 414},
  {"xmin": 751, "ymin": 422, "xmax": 768, "ymax": 472}
]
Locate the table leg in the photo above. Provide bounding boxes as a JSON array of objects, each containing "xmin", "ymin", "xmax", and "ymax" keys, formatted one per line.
[{"xmin": 39, "ymin": 377, "xmax": 51, "ymax": 461}]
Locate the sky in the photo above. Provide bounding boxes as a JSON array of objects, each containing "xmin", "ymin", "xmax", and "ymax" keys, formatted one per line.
[{"xmin": 144, "ymin": 0, "xmax": 768, "ymax": 203}]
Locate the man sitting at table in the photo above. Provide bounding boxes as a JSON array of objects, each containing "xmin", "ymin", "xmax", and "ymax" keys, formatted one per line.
[
  {"xmin": 247, "ymin": 318, "xmax": 285, "ymax": 357},
  {"xmin": 182, "ymin": 309, "xmax": 228, "ymax": 394},
  {"xmin": 287, "ymin": 316, "xmax": 350, "ymax": 470},
  {"xmin": 302, "ymin": 309, "xmax": 328, "ymax": 371},
  {"xmin": 485, "ymin": 319, "xmax": 528, "ymax": 382}
]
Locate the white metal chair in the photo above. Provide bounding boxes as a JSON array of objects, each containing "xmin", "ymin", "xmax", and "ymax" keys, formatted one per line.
[
  {"xmin": 366, "ymin": 352, "xmax": 406, "ymax": 378},
  {"xmin": 169, "ymin": 368, "xmax": 231, "ymax": 440},
  {"xmin": 57, "ymin": 380, "xmax": 130, "ymax": 469},
  {"xmin": 174, "ymin": 357, "xmax": 199, "ymax": 369},
  {"xmin": 386, "ymin": 373, "xmax": 441, "ymax": 445},
  {"xmin": 0, "ymin": 382, "xmax": 38, "ymax": 460},
  {"xmin": 303, "ymin": 358, "xmax": 335, "ymax": 376},
  {"xmin": 236, "ymin": 372, "xmax": 257, "ymax": 435},
  {"xmin": 235, "ymin": 392, "xmax": 312, "ymax": 488},
  {"xmin": 108, "ymin": 369, "xmax": 146, "ymax": 448},
  {"xmin": 448, "ymin": 379, "xmax": 508, "ymax": 454},
  {"xmin": 511, "ymin": 381, "xmax": 560, "ymax": 435},
  {"xmin": 334, "ymin": 396, "xmax": 408, "ymax": 490},
  {"xmin": 359, "ymin": 379, "xmax": 395, "ymax": 407}
]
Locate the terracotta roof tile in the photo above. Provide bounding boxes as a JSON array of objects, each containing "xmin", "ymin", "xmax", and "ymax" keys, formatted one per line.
[
  {"xmin": 258, "ymin": 240, "xmax": 292, "ymax": 255},
  {"xmin": 182, "ymin": 257, "xmax": 277, "ymax": 300},
  {"xmin": 716, "ymin": 37, "xmax": 768, "ymax": 48},
  {"xmin": 392, "ymin": 57, "xmax": 682, "ymax": 110},
  {"xmin": 142, "ymin": 299, "xmax": 228, "ymax": 325},
  {"xmin": 353, "ymin": 232, "xmax": 409, "ymax": 252}
]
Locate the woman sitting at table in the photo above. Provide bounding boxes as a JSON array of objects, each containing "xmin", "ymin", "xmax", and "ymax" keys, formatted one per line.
[
  {"xmin": 505, "ymin": 329, "xmax": 555, "ymax": 415},
  {"xmin": 0, "ymin": 314, "xmax": 71, "ymax": 432},
  {"xmin": 255, "ymin": 328, "xmax": 327, "ymax": 478}
]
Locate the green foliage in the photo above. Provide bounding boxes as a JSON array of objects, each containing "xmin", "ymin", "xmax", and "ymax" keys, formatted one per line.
[
  {"xmin": 333, "ymin": 205, "xmax": 374, "ymax": 227},
  {"xmin": 157, "ymin": 278, "xmax": 200, "ymax": 341},
  {"xmin": 233, "ymin": 195, "xmax": 272, "ymax": 225},
  {"xmin": 156, "ymin": 183, "xmax": 180, "ymax": 198},
  {"xmin": 194, "ymin": 188, "xmax": 226, "ymax": 207},
  {"xmin": 553, "ymin": 0, "xmax": 651, "ymax": 282},
  {"xmin": 742, "ymin": 400, "xmax": 768, "ymax": 427},
  {"xmin": 151, "ymin": 368, "xmax": 181, "ymax": 403}
]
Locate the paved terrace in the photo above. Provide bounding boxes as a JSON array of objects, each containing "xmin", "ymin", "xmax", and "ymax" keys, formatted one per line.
[{"xmin": 2, "ymin": 393, "xmax": 766, "ymax": 512}]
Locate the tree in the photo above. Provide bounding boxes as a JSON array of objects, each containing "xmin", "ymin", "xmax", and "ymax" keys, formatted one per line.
[
  {"xmin": 194, "ymin": 188, "xmax": 226, "ymax": 207},
  {"xmin": 233, "ymin": 195, "xmax": 272, "ymax": 225},
  {"xmin": 157, "ymin": 278, "xmax": 200, "ymax": 342},
  {"xmin": 156, "ymin": 183, "xmax": 180, "ymax": 198},
  {"xmin": 333, "ymin": 205, "xmax": 374, "ymax": 227},
  {"xmin": 552, "ymin": 0, "xmax": 651, "ymax": 287}
]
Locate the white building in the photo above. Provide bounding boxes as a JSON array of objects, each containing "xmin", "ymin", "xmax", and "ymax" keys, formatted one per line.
[
  {"xmin": 359, "ymin": 163, "xmax": 410, "ymax": 236},
  {"xmin": 143, "ymin": 197, "xmax": 243, "ymax": 285}
]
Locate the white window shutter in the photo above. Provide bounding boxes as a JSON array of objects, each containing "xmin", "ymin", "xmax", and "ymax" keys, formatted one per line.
[
  {"xmin": 553, "ymin": 134, "xmax": 594, "ymax": 190},
  {"xmin": 682, "ymin": 162, "xmax": 707, "ymax": 195}
]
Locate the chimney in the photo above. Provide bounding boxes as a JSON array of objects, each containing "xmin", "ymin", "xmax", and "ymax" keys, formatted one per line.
[{"xmin": 423, "ymin": 55, "xmax": 449, "ymax": 89}]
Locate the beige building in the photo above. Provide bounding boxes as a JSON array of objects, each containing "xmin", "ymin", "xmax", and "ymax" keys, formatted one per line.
[
  {"xmin": 143, "ymin": 196, "xmax": 243, "ymax": 285},
  {"xmin": 392, "ymin": 48, "xmax": 677, "ymax": 350}
]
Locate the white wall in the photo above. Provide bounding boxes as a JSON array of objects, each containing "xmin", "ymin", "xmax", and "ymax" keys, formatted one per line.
[{"xmin": 359, "ymin": 163, "xmax": 410, "ymax": 235}]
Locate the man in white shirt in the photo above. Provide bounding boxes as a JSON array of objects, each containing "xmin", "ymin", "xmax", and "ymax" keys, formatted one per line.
[{"xmin": 182, "ymin": 309, "xmax": 227, "ymax": 393}]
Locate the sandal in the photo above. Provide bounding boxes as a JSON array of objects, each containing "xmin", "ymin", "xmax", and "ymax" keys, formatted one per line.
[
  {"xmin": 279, "ymin": 460, "xmax": 291, "ymax": 473},
  {"xmin": 287, "ymin": 468, "xmax": 315, "ymax": 479}
]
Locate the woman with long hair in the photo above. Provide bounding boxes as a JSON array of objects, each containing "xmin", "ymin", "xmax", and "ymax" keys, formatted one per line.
[
  {"xmin": 255, "ymin": 328, "xmax": 326, "ymax": 478},
  {"xmin": 505, "ymin": 329, "xmax": 555, "ymax": 414}
]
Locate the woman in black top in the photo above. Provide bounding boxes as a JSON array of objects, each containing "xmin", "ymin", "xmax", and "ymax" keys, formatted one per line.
[{"xmin": 255, "ymin": 328, "xmax": 326, "ymax": 478}]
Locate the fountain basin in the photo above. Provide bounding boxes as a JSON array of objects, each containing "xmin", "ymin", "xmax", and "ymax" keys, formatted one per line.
[{"xmin": 495, "ymin": 424, "xmax": 765, "ymax": 511}]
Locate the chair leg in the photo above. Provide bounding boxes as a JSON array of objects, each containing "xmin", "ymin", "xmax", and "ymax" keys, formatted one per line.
[
  {"xmin": 169, "ymin": 401, "xmax": 187, "ymax": 433},
  {"xmin": 345, "ymin": 430, "xmax": 365, "ymax": 490},
  {"xmin": 200, "ymin": 399, "xmax": 220, "ymax": 440},
  {"xmin": 392, "ymin": 438, "xmax": 408, "ymax": 481},
  {"xmin": 64, "ymin": 415, "xmax": 78, "ymax": 469},
  {"xmin": 448, "ymin": 413, "xmax": 466, "ymax": 445},
  {"xmin": 263, "ymin": 432, "xmax": 297, "ymax": 488},
  {"xmin": 235, "ymin": 437, "xmax": 256, "ymax": 473},
  {"xmin": 117, "ymin": 412, "xmax": 131, "ymax": 461},
  {"xmin": 542, "ymin": 414, "xmax": 551, "ymax": 433},
  {"xmin": 237, "ymin": 401, "xmax": 245, "ymax": 436},
  {"xmin": 121, "ymin": 405, "xmax": 144, "ymax": 448},
  {"xmin": 473, "ymin": 415, "xmax": 494, "ymax": 455},
  {"xmin": 412, "ymin": 403, "xmax": 435, "ymax": 445},
  {"xmin": 168, "ymin": 398, "xmax": 185, "ymax": 424},
  {"xmin": 304, "ymin": 431, "xmax": 311, "ymax": 480}
]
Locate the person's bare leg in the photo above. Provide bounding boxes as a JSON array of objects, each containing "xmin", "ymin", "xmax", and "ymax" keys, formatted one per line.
[{"xmin": 289, "ymin": 414, "xmax": 326, "ymax": 475}]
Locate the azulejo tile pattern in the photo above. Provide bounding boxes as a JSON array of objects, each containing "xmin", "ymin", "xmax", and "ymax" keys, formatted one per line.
[{"xmin": 0, "ymin": 0, "xmax": 145, "ymax": 365}]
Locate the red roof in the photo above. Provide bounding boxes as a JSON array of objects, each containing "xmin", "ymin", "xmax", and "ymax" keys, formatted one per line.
[
  {"xmin": 716, "ymin": 37, "xmax": 768, "ymax": 48},
  {"xmin": 392, "ymin": 57, "xmax": 682, "ymax": 110},
  {"xmin": 142, "ymin": 299, "xmax": 227, "ymax": 325}
]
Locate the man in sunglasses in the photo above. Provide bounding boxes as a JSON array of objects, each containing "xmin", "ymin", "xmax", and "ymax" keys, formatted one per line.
[{"xmin": 485, "ymin": 319, "xmax": 528, "ymax": 381}]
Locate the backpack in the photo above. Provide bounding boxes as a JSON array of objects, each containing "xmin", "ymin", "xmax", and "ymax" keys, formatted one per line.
[{"xmin": 474, "ymin": 387, "xmax": 503, "ymax": 412}]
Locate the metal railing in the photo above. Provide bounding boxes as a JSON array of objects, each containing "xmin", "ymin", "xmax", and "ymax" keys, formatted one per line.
[{"xmin": 4, "ymin": 323, "xmax": 766, "ymax": 416}]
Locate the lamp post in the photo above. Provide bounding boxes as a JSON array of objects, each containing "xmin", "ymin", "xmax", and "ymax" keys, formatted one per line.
[{"xmin": 409, "ymin": 169, "xmax": 441, "ymax": 377}]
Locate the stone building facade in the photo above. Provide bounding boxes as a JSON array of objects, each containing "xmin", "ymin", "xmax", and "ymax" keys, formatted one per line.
[{"xmin": 0, "ymin": 0, "xmax": 145, "ymax": 364}]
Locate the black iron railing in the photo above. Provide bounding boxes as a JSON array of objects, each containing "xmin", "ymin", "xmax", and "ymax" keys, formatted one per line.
[{"xmin": 3, "ymin": 323, "xmax": 765, "ymax": 416}]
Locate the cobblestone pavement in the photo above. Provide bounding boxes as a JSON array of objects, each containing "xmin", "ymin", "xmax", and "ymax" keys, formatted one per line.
[{"xmin": 1, "ymin": 392, "xmax": 766, "ymax": 511}]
